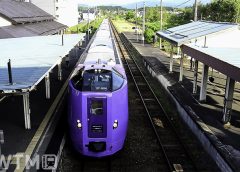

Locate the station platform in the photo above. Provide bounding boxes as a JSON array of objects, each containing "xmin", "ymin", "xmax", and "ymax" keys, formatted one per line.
[
  {"xmin": 0, "ymin": 45, "xmax": 84, "ymax": 171},
  {"xmin": 123, "ymin": 32, "xmax": 240, "ymax": 171}
]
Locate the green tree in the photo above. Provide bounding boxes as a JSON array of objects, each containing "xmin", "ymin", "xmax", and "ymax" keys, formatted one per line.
[
  {"xmin": 200, "ymin": 0, "xmax": 240, "ymax": 22},
  {"xmin": 125, "ymin": 11, "xmax": 135, "ymax": 20},
  {"xmin": 144, "ymin": 28, "xmax": 155, "ymax": 43},
  {"xmin": 146, "ymin": 7, "xmax": 160, "ymax": 22},
  {"xmin": 166, "ymin": 8, "xmax": 193, "ymax": 28}
]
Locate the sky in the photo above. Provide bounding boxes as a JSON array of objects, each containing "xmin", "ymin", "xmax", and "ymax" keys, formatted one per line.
[{"xmin": 78, "ymin": 0, "xmax": 211, "ymax": 6}]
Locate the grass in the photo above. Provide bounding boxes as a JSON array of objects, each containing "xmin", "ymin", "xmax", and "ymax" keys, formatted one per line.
[
  {"xmin": 66, "ymin": 21, "xmax": 88, "ymax": 34},
  {"xmin": 66, "ymin": 17, "xmax": 104, "ymax": 34},
  {"xmin": 112, "ymin": 18, "xmax": 138, "ymax": 33}
]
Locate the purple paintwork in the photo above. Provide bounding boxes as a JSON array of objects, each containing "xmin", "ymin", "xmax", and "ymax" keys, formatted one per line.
[{"xmin": 68, "ymin": 76, "xmax": 128, "ymax": 157}]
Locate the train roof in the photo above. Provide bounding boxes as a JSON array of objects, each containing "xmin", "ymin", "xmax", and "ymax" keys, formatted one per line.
[
  {"xmin": 84, "ymin": 52, "xmax": 115, "ymax": 65},
  {"xmin": 99, "ymin": 23, "xmax": 110, "ymax": 28},
  {"xmin": 84, "ymin": 64, "xmax": 112, "ymax": 71},
  {"xmin": 89, "ymin": 38, "xmax": 113, "ymax": 49},
  {"xmin": 88, "ymin": 46, "xmax": 113, "ymax": 53},
  {"xmin": 95, "ymin": 30, "xmax": 110, "ymax": 38},
  {"xmin": 81, "ymin": 19, "xmax": 121, "ymax": 66}
]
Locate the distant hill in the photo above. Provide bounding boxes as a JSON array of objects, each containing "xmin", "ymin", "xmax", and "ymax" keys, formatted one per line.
[
  {"xmin": 98, "ymin": 6, "xmax": 127, "ymax": 11},
  {"xmin": 78, "ymin": 4, "xmax": 88, "ymax": 8},
  {"xmin": 78, "ymin": 4, "xmax": 127, "ymax": 11},
  {"xmin": 122, "ymin": 0, "xmax": 211, "ymax": 9},
  {"xmin": 122, "ymin": 1, "xmax": 174, "ymax": 9},
  {"xmin": 78, "ymin": 0, "xmax": 211, "ymax": 10}
]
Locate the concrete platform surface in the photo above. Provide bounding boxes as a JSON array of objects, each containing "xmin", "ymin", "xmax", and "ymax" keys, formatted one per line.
[{"xmin": 0, "ymin": 47, "xmax": 84, "ymax": 171}]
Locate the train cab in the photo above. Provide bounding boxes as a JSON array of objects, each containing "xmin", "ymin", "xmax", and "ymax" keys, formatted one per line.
[{"xmin": 68, "ymin": 64, "xmax": 128, "ymax": 156}]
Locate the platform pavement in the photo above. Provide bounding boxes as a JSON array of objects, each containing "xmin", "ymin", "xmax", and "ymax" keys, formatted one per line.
[
  {"xmin": 123, "ymin": 32, "xmax": 240, "ymax": 170},
  {"xmin": 0, "ymin": 46, "xmax": 85, "ymax": 171}
]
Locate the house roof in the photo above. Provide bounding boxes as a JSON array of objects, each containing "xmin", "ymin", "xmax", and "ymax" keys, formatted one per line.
[
  {"xmin": 0, "ymin": 21, "xmax": 67, "ymax": 39},
  {"xmin": 0, "ymin": 0, "xmax": 54, "ymax": 24},
  {"xmin": 156, "ymin": 21, "xmax": 238, "ymax": 46}
]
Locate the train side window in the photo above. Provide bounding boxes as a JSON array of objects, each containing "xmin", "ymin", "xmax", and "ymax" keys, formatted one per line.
[
  {"xmin": 91, "ymin": 100, "xmax": 103, "ymax": 115},
  {"xmin": 112, "ymin": 71, "xmax": 124, "ymax": 91}
]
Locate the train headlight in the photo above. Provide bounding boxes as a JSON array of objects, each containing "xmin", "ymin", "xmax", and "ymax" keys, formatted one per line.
[
  {"xmin": 77, "ymin": 120, "xmax": 82, "ymax": 129},
  {"xmin": 113, "ymin": 120, "xmax": 118, "ymax": 129}
]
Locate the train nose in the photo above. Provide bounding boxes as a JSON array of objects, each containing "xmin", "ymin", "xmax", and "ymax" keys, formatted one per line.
[{"xmin": 87, "ymin": 141, "xmax": 106, "ymax": 152}]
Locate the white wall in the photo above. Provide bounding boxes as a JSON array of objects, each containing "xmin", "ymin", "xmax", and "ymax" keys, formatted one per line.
[
  {"xmin": 31, "ymin": 0, "xmax": 79, "ymax": 27},
  {"xmin": 55, "ymin": 0, "xmax": 79, "ymax": 27},
  {"xmin": 0, "ymin": 16, "xmax": 11, "ymax": 27},
  {"xmin": 31, "ymin": 0, "xmax": 55, "ymax": 16}
]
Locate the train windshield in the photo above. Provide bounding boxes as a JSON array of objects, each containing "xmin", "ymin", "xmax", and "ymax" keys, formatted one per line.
[
  {"xmin": 71, "ymin": 69, "xmax": 124, "ymax": 92},
  {"xmin": 83, "ymin": 69, "xmax": 112, "ymax": 92},
  {"xmin": 112, "ymin": 69, "xmax": 124, "ymax": 91}
]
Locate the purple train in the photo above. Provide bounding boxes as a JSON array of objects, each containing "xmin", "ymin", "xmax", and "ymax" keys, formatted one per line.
[{"xmin": 68, "ymin": 19, "xmax": 128, "ymax": 157}]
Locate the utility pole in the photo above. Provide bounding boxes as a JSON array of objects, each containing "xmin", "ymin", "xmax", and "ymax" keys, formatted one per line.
[
  {"xmin": 191, "ymin": 0, "xmax": 198, "ymax": 70},
  {"xmin": 236, "ymin": 7, "xmax": 239, "ymax": 23},
  {"xmin": 136, "ymin": 3, "xmax": 138, "ymax": 41},
  {"xmin": 194, "ymin": 0, "xmax": 198, "ymax": 21},
  {"xmin": 87, "ymin": 7, "xmax": 90, "ymax": 41},
  {"xmin": 142, "ymin": 1, "xmax": 145, "ymax": 46},
  {"xmin": 159, "ymin": 0, "xmax": 163, "ymax": 49},
  {"xmin": 95, "ymin": 6, "xmax": 98, "ymax": 19},
  {"xmin": 94, "ymin": 7, "xmax": 96, "ymax": 25}
]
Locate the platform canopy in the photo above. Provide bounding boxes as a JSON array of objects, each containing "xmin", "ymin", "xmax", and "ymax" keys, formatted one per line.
[
  {"xmin": 0, "ymin": 34, "xmax": 85, "ymax": 93},
  {"xmin": 182, "ymin": 26, "xmax": 240, "ymax": 82},
  {"xmin": 0, "ymin": 21, "xmax": 66, "ymax": 39},
  {"xmin": 156, "ymin": 21, "xmax": 238, "ymax": 46}
]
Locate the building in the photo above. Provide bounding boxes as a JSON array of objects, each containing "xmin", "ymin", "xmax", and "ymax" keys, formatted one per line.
[
  {"xmin": 81, "ymin": 9, "xmax": 96, "ymax": 21},
  {"xmin": 0, "ymin": 0, "xmax": 66, "ymax": 39},
  {"xmin": 31, "ymin": 0, "xmax": 79, "ymax": 27},
  {"xmin": 79, "ymin": 8, "xmax": 100, "ymax": 23}
]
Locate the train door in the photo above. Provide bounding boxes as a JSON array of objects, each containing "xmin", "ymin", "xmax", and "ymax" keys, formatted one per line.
[{"xmin": 87, "ymin": 97, "xmax": 107, "ymax": 138}]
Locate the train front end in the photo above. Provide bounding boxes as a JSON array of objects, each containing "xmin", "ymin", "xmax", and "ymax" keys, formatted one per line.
[{"xmin": 68, "ymin": 64, "xmax": 128, "ymax": 157}]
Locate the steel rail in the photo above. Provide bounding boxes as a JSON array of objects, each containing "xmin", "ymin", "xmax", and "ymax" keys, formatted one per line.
[
  {"xmin": 120, "ymin": 32, "xmax": 198, "ymax": 171},
  {"xmin": 110, "ymin": 20, "xmax": 198, "ymax": 172},
  {"xmin": 110, "ymin": 21, "xmax": 174, "ymax": 172}
]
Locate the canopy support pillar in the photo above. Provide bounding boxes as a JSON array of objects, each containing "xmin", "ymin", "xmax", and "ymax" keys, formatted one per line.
[
  {"xmin": 199, "ymin": 64, "xmax": 209, "ymax": 102},
  {"xmin": 179, "ymin": 52, "xmax": 184, "ymax": 82},
  {"xmin": 169, "ymin": 45, "xmax": 173, "ymax": 73},
  {"xmin": 193, "ymin": 60, "xmax": 198, "ymax": 94},
  {"xmin": 79, "ymin": 40, "xmax": 83, "ymax": 47},
  {"xmin": 23, "ymin": 92, "xmax": 31, "ymax": 129},
  {"xmin": 45, "ymin": 73, "xmax": 50, "ymax": 99},
  {"xmin": 0, "ymin": 130, "xmax": 4, "ymax": 169},
  {"xmin": 222, "ymin": 77, "xmax": 235, "ymax": 124},
  {"xmin": 58, "ymin": 60, "xmax": 62, "ymax": 81}
]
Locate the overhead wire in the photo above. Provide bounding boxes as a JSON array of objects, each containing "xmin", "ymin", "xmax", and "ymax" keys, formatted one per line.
[{"xmin": 174, "ymin": 0, "xmax": 193, "ymax": 8}]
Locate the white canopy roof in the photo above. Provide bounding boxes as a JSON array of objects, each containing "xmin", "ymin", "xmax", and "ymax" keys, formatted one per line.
[
  {"xmin": 183, "ymin": 27, "xmax": 240, "ymax": 81},
  {"xmin": 0, "ymin": 34, "xmax": 85, "ymax": 91}
]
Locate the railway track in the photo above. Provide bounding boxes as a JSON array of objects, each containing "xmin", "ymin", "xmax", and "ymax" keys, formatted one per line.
[
  {"xmin": 110, "ymin": 21, "xmax": 198, "ymax": 172},
  {"xmin": 58, "ymin": 22, "xmax": 169, "ymax": 171},
  {"xmin": 58, "ymin": 144, "xmax": 112, "ymax": 171},
  {"xmin": 58, "ymin": 20, "xmax": 219, "ymax": 172}
]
